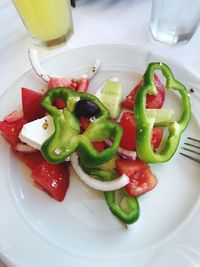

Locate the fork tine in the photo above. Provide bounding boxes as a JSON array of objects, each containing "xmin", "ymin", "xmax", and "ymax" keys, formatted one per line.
[
  {"xmin": 180, "ymin": 137, "xmax": 200, "ymax": 164},
  {"xmin": 182, "ymin": 147, "xmax": 200, "ymax": 155},
  {"xmin": 180, "ymin": 152, "xmax": 200, "ymax": 164},
  {"xmin": 187, "ymin": 137, "xmax": 200, "ymax": 143},
  {"xmin": 184, "ymin": 142, "xmax": 200, "ymax": 149}
]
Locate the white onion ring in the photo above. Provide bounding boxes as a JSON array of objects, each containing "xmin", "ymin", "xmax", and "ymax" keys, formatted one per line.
[
  {"xmin": 28, "ymin": 49, "xmax": 50, "ymax": 82},
  {"xmin": 87, "ymin": 60, "xmax": 102, "ymax": 80},
  {"xmin": 71, "ymin": 153, "xmax": 129, "ymax": 191},
  {"xmin": 104, "ymin": 139, "xmax": 137, "ymax": 160},
  {"xmin": 29, "ymin": 49, "xmax": 101, "ymax": 86},
  {"xmin": 15, "ymin": 143, "xmax": 38, "ymax": 153}
]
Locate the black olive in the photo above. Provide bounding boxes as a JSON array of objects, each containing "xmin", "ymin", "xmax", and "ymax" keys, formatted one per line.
[{"xmin": 74, "ymin": 100, "xmax": 100, "ymax": 118}]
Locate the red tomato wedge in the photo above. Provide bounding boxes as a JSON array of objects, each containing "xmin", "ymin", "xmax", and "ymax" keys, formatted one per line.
[
  {"xmin": 116, "ymin": 159, "xmax": 158, "ymax": 197},
  {"xmin": 48, "ymin": 77, "xmax": 79, "ymax": 91},
  {"xmin": 0, "ymin": 114, "xmax": 27, "ymax": 146},
  {"xmin": 13, "ymin": 150, "xmax": 45, "ymax": 170},
  {"xmin": 14, "ymin": 149, "xmax": 70, "ymax": 201},
  {"xmin": 53, "ymin": 98, "xmax": 66, "ymax": 109},
  {"xmin": 31, "ymin": 161, "xmax": 70, "ymax": 202},
  {"xmin": 119, "ymin": 112, "xmax": 163, "ymax": 151},
  {"xmin": 116, "ymin": 158, "xmax": 149, "ymax": 176},
  {"xmin": 21, "ymin": 87, "xmax": 46, "ymax": 121},
  {"xmin": 79, "ymin": 117, "xmax": 90, "ymax": 131},
  {"xmin": 119, "ymin": 112, "xmax": 136, "ymax": 150},
  {"xmin": 122, "ymin": 74, "xmax": 165, "ymax": 110},
  {"xmin": 92, "ymin": 141, "xmax": 105, "ymax": 152},
  {"xmin": 151, "ymin": 128, "xmax": 164, "ymax": 149}
]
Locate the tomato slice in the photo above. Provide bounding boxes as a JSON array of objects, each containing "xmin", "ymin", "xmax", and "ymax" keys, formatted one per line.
[
  {"xmin": 31, "ymin": 161, "xmax": 70, "ymax": 202},
  {"xmin": 92, "ymin": 141, "xmax": 105, "ymax": 152},
  {"xmin": 14, "ymin": 149, "xmax": 70, "ymax": 201},
  {"xmin": 119, "ymin": 112, "xmax": 163, "ymax": 151},
  {"xmin": 119, "ymin": 111, "xmax": 136, "ymax": 150},
  {"xmin": 151, "ymin": 128, "xmax": 163, "ymax": 149},
  {"xmin": 127, "ymin": 168, "xmax": 158, "ymax": 197},
  {"xmin": 80, "ymin": 117, "xmax": 90, "ymax": 131},
  {"xmin": 146, "ymin": 74, "xmax": 165, "ymax": 109},
  {"xmin": 21, "ymin": 87, "xmax": 46, "ymax": 121},
  {"xmin": 53, "ymin": 98, "xmax": 66, "ymax": 109},
  {"xmin": 116, "ymin": 159, "xmax": 158, "ymax": 197},
  {"xmin": 13, "ymin": 150, "xmax": 45, "ymax": 170},
  {"xmin": 116, "ymin": 159, "xmax": 149, "ymax": 176},
  {"xmin": 48, "ymin": 77, "xmax": 79, "ymax": 91},
  {"xmin": 122, "ymin": 80, "xmax": 143, "ymax": 110},
  {"xmin": 122, "ymin": 74, "xmax": 165, "ymax": 110},
  {"xmin": 0, "ymin": 115, "xmax": 27, "ymax": 146}
]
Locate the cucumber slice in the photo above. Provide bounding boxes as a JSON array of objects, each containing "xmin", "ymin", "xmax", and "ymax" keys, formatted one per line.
[
  {"xmin": 146, "ymin": 108, "xmax": 174, "ymax": 126},
  {"xmin": 97, "ymin": 79, "xmax": 123, "ymax": 118}
]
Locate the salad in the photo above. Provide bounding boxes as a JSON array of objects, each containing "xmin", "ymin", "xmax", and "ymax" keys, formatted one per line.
[{"xmin": 0, "ymin": 49, "xmax": 191, "ymax": 227}]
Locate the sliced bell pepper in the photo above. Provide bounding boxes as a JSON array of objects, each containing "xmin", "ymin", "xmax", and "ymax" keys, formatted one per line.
[
  {"xmin": 79, "ymin": 159, "xmax": 140, "ymax": 225},
  {"xmin": 104, "ymin": 190, "xmax": 139, "ymax": 224},
  {"xmin": 134, "ymin": 62, "xmax": 191, "ymax": 163},
  {"xmin": 40, "ymin": 87, "xmax": 122, "ymax": 166}
]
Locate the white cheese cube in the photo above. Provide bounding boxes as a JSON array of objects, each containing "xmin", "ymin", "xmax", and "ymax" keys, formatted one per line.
[{"xmin": 19, "ymin": 115, "xmax": 54, "ymax": 150}]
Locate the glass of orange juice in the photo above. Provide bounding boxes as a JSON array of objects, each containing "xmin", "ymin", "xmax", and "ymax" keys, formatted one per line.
[{"xmin": 12, "ymin": 0, "xmax": 74, "ymax": 48}]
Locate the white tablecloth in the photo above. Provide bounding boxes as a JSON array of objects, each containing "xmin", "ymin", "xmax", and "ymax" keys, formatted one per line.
[{"xmin": 0, "ymin": 0, "xmax": 200, "ymax": 266}]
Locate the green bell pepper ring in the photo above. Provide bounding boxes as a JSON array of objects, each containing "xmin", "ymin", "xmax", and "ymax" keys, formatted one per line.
[
  {"xmin": 40, "ymin": 87, "xmax": 122, "ymax": 166},
  {"xmin": 104, "ymin": 190, "xmax": 140, "ymax": 225},
  {"xmin": 77, "ymin": 120, "xmax": 122, "ymax": 166},
  {"xmin": 134, "ymin": 62, "xmax": 191, "ymax": 163},
  {"xmin": 80, "ymin": 159, "xmax": 140, "ymax": 225}
]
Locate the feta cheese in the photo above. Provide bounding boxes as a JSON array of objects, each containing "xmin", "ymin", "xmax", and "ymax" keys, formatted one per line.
[{"xmin": 19, "ymin": 115, "xmax": 54, "ymax": 150}]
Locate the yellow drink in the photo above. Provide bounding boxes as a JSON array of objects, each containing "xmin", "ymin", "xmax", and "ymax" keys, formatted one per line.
[{"xmin": 12, "ymin": 0, "xmax": 73, "ymax": 47}]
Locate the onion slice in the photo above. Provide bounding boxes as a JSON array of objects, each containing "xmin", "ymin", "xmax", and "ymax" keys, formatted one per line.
[
  {"xmin": 29, "ymin": 49, "xmax": 102, "ymax": 86},
  {"xmin": 104, "ymin": 139, "xmax": 137, "ymax": 160},
  {"xmin": 87, "ymin": 60, "xmax": 102, "ymax": 80},
  {"xmin": 28, "ymin": 49, "xmax": 50, "ymax": 83},
  {"xmin": 74, "ymin": 60, "xmax": 102, "ymax": 81},
  {"xmin": 15, "ymin": 143, "xmax": 38, "ymax": 153},
  {"xmin": 71, "ymin": 153, "xmax": 129, "ymax": 191}
]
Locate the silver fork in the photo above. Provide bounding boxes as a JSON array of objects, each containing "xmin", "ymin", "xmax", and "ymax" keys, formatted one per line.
[{"xmin": 180, "ymin": 137, "xmax": 200, "ymax": 164}]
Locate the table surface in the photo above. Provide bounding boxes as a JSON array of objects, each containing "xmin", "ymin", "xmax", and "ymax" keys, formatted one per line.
[{"xmin": 0, "ymin": 0, "xmax": 200, "ymax": 266}]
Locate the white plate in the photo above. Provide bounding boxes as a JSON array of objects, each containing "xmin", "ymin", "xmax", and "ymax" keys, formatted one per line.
[{"xmin": 0, "ymin": 44, "xmax": 200, "ymax": 267}]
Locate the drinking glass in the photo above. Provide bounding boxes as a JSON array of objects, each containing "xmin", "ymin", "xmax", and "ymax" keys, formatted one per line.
[
  {"xmin": 150, "ymin": 0, "xmax": 200, "ymax": 45},
  {"xmin": 12, "ymin": 0, "xmax": 74, "ymax": 48}
]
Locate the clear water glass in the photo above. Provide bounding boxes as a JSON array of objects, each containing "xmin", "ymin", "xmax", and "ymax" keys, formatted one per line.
[{"xmin": 150, "ymin": 0, "xmax": 200, "ymax": 45}]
